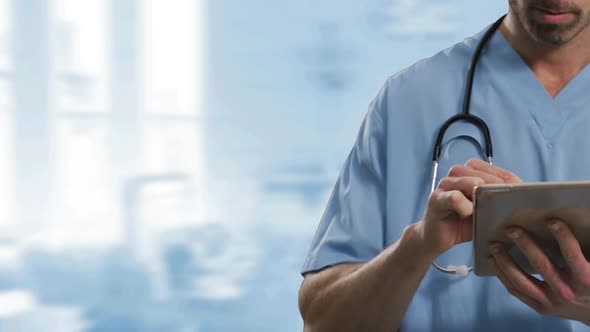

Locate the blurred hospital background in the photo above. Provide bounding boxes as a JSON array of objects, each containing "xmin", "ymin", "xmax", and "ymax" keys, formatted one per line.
[{"xmin": 0, "ymin": 0, "xmax": 506, "ymax": 331}]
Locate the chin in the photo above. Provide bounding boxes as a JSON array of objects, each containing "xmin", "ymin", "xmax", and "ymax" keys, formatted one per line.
[{"xmin": 527, "ymin": 24, "xmax": 580, "ymax": 45}]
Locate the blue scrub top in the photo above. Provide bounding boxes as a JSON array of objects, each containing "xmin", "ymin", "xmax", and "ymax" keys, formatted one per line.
[{"xmin": 301, "ymin": 23, "xmax": 590, "ymax": 332}]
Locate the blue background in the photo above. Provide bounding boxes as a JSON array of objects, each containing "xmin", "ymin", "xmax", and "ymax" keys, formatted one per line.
[{"xmin": 0, "ymin": 1, "xmax": 506, "ymax": 331}]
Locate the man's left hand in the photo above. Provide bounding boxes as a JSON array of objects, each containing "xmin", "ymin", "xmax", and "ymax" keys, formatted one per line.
[{"xmin": 489, "ymin": 220, "xmax": 590, "ymax": 326}]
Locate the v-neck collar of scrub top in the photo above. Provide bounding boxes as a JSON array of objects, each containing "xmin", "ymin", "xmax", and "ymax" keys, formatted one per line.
[{"xmin": 486, "ymin": 29, "xmax": 590, "ymax": 140}]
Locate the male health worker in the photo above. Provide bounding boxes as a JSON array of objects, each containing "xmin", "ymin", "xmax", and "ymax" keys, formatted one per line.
[{"xmin": 299, "ymin": 0, "xmax": 590, "ymax": 331}]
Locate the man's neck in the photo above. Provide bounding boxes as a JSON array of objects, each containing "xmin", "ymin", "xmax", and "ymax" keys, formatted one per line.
[{"xmin": 499, "ymin": 12, "xmax": 590, "ymax": 97}]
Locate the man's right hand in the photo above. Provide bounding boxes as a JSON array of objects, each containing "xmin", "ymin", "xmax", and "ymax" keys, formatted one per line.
[{"xmin": 415, "ymin": 158, "xmax": 523, "ymax": 258}]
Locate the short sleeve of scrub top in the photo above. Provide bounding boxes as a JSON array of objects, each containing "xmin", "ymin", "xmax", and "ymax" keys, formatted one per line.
[{"xmin": 300, "ymin": 81, "xmax": 389, "ymax": 275}]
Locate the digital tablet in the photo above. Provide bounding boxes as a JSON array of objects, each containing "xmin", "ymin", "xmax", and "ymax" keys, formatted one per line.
[{"xmin": 473, "ymin": 181, "xmax": 590, "ymax": 276}]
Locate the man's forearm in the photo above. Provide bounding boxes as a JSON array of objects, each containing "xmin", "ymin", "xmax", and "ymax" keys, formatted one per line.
[{"xmin": 301, "ymin": 223, "xmax": 437, "ymax": 332}]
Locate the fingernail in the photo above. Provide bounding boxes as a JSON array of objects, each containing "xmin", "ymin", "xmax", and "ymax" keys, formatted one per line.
[
  {"xmin": 506, "ymin": 228, "xmax": 521, "ymax": 239},
  {"xmin": 548, "ymin": 220, "xmax": 561, "ymax": 231},
  {"xmin": 489, "ymin": 244, "xmax": 501, "ymax": 254}
]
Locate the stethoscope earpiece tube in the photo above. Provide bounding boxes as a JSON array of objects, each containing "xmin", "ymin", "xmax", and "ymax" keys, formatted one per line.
[{"xmin": 432, "ymin": 114, "xmax": 494, "ymax": 162}]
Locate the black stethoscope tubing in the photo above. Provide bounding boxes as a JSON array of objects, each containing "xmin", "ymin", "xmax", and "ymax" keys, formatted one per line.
[{"xmin": 430, "ymin": 15, "xmax": 506, "ymax": 275}]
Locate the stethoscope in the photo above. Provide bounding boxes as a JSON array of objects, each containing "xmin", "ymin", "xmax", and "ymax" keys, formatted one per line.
[{"xmin": 430, "ymin": 15, "xmax": 506, "ymax": 276}]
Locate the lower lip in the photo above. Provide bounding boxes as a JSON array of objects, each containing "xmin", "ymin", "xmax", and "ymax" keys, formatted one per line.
[{"xmin": 536, "ymin": 9, "xmax": 574, "ymax": 24}]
